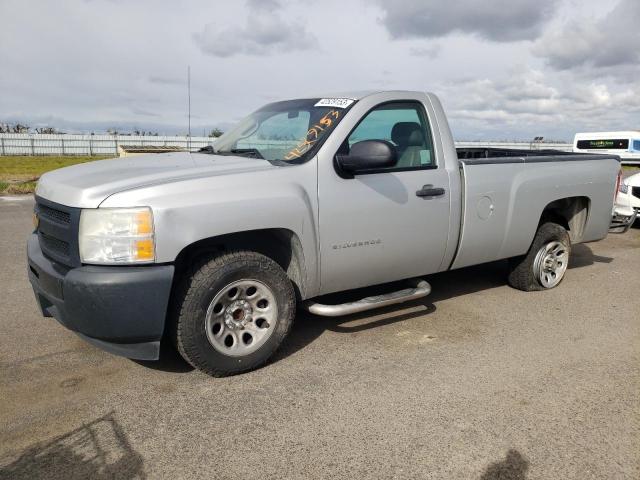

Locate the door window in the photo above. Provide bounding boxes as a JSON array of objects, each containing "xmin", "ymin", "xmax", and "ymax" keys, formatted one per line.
[{"xmin": 346, "ymin": 102, "xmax": 435, "ymax": 169}]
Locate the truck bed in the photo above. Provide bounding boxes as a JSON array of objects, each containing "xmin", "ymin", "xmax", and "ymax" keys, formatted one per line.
[
  {"xmin": 457, "ymin": 147, "xmax": 572, "ymax": 160},
  {"xmin": 450, "ymin": 149, "xmax": 620, "ymax": 270},
  {"xmin": 457, "ymin": 147, "xmax": 620, "ymax": 165}
]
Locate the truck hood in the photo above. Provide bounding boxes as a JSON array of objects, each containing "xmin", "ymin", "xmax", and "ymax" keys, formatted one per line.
[{"xmin": 35, "ymin": 152, "xmax": 276, "ymax": 208}]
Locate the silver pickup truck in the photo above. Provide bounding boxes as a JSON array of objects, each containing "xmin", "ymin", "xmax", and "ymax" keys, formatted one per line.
[{"xmin": 28, "ymin": 91, "xmax": 633, "ymax": 376}]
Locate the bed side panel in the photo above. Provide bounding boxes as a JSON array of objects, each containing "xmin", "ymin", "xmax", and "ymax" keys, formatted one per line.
[{"xmin": 451, "ymin": 158, "xmax": 618, "ymax": 270}]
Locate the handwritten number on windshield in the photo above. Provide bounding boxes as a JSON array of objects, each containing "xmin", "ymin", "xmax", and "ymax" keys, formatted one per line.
[{"xmin": 284, "ymin": 110, "xmax": 341, "ymax": 160}]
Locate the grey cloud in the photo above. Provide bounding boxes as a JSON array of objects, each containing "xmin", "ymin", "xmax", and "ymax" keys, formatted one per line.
[
  {"xmin": 533, "ymin": 0, "xmax": 640, "ymax": 71},
  {"xmin": 246, "ymin": 0, "xmax": 281, "ymax": 11},
  {"xmin": 438, "ymin": 69, "xmax": 640, "ymax": 140},
  {"xmin": 445, "ymin": 72, "xmax": 559, "ymax": 108},
  {"xmin": 193, "ymin": 1, "xmax": 315, "ymax": 57},
  {"xmin": 409, "ymin": 44, "xmax": 440, "ymax": 58},
  {"xmin": 131, "ymin": 107, "xmax": 161, "ymax": 117},
  {"xmin": 148, "ymin": 75, "xmax": 184, "ymax": 86},
  {"xmin": 501, "ymin": 77, "xmax": 557, "ymax": 101},
  {"xmin": 376, "ymin": 0, "xmax": 559, "ymax": 42}
]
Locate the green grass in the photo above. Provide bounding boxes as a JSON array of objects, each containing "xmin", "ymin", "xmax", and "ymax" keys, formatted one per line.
[
  {"xmin": 0, "ymin": 155, "xmax": 109, "ymax": 178},
  {"xmin": 0, "ymin": 155, "xmax": 110, "ymax": 194}
]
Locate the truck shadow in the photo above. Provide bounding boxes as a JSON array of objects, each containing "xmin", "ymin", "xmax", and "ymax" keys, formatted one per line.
[
  {"xmin": 277, "ymin": 243, "xmax": 613, "ymax": 362},
  {"xmin": 136, "ymin": 243, "xmax": 614, "ymax": 372},
  {"xmin": 480, "ymin": 449, "xmax": 529, "ymax": 480},
  {"xmin": 0, "ymin": 412, "xmax": 145, "ymax": 480},
  {"xmin": 133, "ymin": 343, "xmax": 195, "ymax": 373},
  {"xmin": 568, "ymin": 243, "xmax": 613, "ymax": 269},
  {"xmin": 275, "ymin": 260, "xmax": 509, "ymax": 361}
]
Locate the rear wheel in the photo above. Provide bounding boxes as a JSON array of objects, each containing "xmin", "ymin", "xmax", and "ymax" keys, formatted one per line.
[
  {"xmin": 174, "ymin": 251, "xmax": 295, "ymax": 377},
  {"xmin": 507, "ymin": 222, "xmax": 571, "ymax": 291}
]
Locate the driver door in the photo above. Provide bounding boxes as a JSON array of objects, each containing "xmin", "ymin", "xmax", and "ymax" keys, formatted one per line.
[{"xmin": 317, "ymin": 101, "xmax": 451, "ymax": 294}]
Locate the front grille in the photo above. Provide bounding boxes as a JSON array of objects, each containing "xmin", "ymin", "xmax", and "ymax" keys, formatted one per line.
[
  {"xmin": 35, "ymin": 196, "xmax": 81, "ymax": 267},
  {"xmin": 39, "ymin": 204, "xmax": 71, "ymax": 224},
  {"xmin": 632, "ymin": 186, "xmax": 640, "ymax": 200},
  {"xmin": 39, "ymin": 231, "xmax": 70, "ymax": 256}
]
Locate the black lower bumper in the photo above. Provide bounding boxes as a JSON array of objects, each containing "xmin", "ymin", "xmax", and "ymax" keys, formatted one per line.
[{"xmin": 27, "ymin": 234, "xmax": 174, "ymax": 360}]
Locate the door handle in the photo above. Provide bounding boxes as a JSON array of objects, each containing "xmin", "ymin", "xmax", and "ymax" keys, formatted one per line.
[{"xmin": 416, "ymin": 185, "xmax": 445, "ymax": 198}]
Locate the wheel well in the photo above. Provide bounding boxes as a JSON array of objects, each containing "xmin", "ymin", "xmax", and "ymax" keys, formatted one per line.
[
  {"xmin": 173, "ymin": 229, "xmax": 307, "ymax": 299},
  {"xmin": 539, "ymin": 196, "xmax": 590, "ymax": 242}
]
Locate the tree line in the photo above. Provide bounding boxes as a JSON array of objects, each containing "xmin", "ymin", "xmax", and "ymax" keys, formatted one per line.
[
  {"xmin": 0, "ymin": 123, "xmax": 53, "ymax": 134},
  {"xmin": 1, "ymin": 122, "xmax": 225, "ymax": 137}
]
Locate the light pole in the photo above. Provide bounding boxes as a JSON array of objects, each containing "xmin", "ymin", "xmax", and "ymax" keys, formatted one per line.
[
  {"xmin": 530, "ymin": 136, "xmax": 544, "ymax": 150},
  {"xmin": 187, "ymin": 65, "xmax": 191, "ymax": 152}
]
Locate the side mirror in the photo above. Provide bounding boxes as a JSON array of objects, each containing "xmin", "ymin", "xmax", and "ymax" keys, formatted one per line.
[{"xmin": 336, "ymin": 140, "xmax": 398, "ymax": 174}]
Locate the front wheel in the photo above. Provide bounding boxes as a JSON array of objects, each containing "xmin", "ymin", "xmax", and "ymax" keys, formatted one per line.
[
  {"xmin": 173, "ymin": 251, "xmax": 296, "ymax": 377},
  {"xmin": 507, "ymin": 222, "xmax": 571, "ymax": 291}
]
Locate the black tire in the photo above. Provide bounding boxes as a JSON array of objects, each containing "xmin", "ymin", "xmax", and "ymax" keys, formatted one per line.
[
  {"xmin": 173, "ymin": 251, "xmax": 295, "ymax": 377},
  {"xmin": 507, "ymin": 222, "xmax": 571, "ymax": 291}
]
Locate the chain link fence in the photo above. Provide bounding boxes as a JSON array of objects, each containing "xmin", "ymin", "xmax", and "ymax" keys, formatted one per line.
[{"xmin": 0, "ymin": 134, "xmax": 215, "ymax": 156}]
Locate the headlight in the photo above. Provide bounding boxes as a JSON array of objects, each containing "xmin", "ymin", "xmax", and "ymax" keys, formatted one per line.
[{"xmin": 79, "ymin": 207, "xmax": 155, "ymax": 264}]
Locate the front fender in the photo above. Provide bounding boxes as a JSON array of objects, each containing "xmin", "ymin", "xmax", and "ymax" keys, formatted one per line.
[{"xmin": 100, "ymin": 160, "xmax": 320, "ymax": 295}]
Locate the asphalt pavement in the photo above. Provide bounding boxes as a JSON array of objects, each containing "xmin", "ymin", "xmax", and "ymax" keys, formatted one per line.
[{"xmin": 1, "ymin": 195, "xmax": 638, "ymax": 479}]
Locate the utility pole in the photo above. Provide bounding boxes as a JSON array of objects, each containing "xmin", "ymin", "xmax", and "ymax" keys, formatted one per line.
[{"xmin": 188, "ymin": 65, "xmax": 192, "ymax": 152}]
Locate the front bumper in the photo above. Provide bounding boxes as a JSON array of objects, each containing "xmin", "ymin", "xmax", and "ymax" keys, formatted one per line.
[{"xmin": 27, "ymin": 233, "xmax": 174, "ymax": 360}]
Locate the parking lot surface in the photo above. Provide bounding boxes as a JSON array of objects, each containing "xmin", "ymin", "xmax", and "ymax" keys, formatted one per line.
[{"xmin": 1, "ymin": 196, "xmax": 638, "ymax": 479}]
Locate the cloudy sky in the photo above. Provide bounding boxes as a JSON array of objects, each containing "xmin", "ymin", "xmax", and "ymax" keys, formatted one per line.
[{"xmin": 0, "ymin": 0, "xmax": 638, "ymax": 140}]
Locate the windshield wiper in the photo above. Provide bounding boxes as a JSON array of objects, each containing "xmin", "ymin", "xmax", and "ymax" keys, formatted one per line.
[
  {"xmin": 229, "ymin": 148, "xmax": 264, "ymax": 159},
  {"xmin": 198, "ymin": 146, "xmax": 265, "ymax": 159}
]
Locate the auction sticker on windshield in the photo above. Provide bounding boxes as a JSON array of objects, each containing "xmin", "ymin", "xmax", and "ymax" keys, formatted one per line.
[{"xmin": 314, "ymin": 98, "xmax": 355, "ymax": 109}]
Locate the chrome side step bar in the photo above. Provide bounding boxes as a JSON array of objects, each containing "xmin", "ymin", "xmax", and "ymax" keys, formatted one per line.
[{"xmin": 304, "ymin": 280, "xmax": 431, "ymax": 317}]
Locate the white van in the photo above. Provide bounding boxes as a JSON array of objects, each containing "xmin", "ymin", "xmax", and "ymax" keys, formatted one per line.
[{"xmin": 573, "ymin": 131, "xmax": 640, "ymax": 165}]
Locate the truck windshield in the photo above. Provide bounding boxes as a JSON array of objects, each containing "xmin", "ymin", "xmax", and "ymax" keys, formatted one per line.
[{"xmin": 207, "ymin": 98, "xmax": 356, "ymax": 163}]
